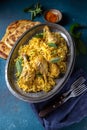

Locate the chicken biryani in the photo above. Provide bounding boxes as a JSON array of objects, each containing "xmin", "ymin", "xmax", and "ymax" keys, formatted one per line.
[{"xmin": 15, "ymin": 26, "xmax": 69, "ymax": 92}]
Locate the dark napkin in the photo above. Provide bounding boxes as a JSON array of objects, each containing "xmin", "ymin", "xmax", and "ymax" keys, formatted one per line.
[{"xmin": 30, "ymin": 68, "xmax": 87, "ymax": 130}]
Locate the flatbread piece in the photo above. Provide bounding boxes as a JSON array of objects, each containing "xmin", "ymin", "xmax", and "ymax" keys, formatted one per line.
[{"xmin": 0, "ymin": 19, "xmax": 41, "ymax": 59}]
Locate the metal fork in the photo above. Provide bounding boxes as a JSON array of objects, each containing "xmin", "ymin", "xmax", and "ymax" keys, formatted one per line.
[
  {"xmin": 59, "ymin": 84, "xmax": 87, "ymax": 122},
  {"xmin": 39, "ymin": 78, "xmax": 86, "ymax": 117},
  {"xmin": 62, "ymin": 84, "xmax": 87, "ymax": 103},
  {"xmin": 63, "ymin": 76, "xmax": 86, "ymax": 97}
]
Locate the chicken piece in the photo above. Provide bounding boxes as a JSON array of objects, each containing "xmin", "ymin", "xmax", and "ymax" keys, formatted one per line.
[
  {"xmin": 33, "ymin": 55, "xmax": 48, "ymax": 83},
  {"xmin": 58, "ymin": 61, "xmax": 67, "ymax": 73},
  {"xmin": 57, "ymin": 47, "xmax": 67, "ymax": 61},
  {"xmin": 49, "ymin": 63, "xmax": 60, "ymax": 78},
  {"xmin": 20, "ymin": 55, "xmax": 35, "ymax": 84},
  {"xmin": 43, "ymin": 26, "xmax": 57, "ymax": 43}
]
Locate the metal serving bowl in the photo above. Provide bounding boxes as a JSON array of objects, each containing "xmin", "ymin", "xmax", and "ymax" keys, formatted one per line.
[{"xmin": 5, "ymin": 23, "xmax": 75, "ymax": 103}]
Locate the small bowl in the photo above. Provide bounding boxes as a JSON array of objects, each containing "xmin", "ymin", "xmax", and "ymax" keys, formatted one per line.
[
  {"xmin": 43, "ymin": 9, "xmax": 62, "ymax": 23},
  {"xmin": 5, "ymin": 23, "xmax": 75, "ymax": 103}
]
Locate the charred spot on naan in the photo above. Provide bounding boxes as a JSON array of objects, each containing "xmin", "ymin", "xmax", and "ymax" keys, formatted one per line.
[
  {"xmin": 0, "ymin": 42, "xmax": 11, "ymax": 59},
  {"xmin": 6, "ymin": 20, "xmax": 32, "ymax": 33}
]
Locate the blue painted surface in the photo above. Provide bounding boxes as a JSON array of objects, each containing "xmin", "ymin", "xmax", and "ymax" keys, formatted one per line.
[{"xmin": 0, "ymin": 0, "xmax": 87, "ymax": 130}]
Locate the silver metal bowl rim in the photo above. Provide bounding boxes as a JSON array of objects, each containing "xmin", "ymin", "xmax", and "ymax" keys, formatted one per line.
[{"xmin": 5, "ymin": 23, "xmax": 76, "ymax": 103}]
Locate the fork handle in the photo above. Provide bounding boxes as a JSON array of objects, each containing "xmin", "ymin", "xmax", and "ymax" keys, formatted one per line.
[{"xmin": 39, "ymin": 95, "xmax": 64, "ymax": 117}]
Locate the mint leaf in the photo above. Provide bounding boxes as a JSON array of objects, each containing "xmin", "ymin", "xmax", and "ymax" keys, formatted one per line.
[
  {"xmin": 50, "ymin": 57, "xmax": 60, "ymax": 63},
  {"xmin": 69, "ymin": 23, "xmax": 87, "ymax": 55},
  {"xmin": 78, "ymin": 39, "xmax": 87, "ymax": 55},
  {"xmin": 48, "ymin": 43, "xmax": 57, "ymax": 48},
  {"xmin": 34, "ymin": 33, "xmax": 43, "ymax": 38},
  {"xmin": 15, "ymin": 57, "xmax": 23, "ymax": 77}
]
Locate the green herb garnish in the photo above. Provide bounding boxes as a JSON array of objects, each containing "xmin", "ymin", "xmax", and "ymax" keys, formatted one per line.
[
  {"xmin": 77, "ymin": 39, "xmax": 87, "ymax": 55},
  {"xmin": 51, "ymin": 50, "xmax": 57, "ymax": 55},
  {"xmin": 48, "ymin": 43, "xmax": 57, "ymax": 48},
  {"xmin": 36, "ymin": 72, "xmax": 42, "ymax": 77},
  {"xmin": 34, "ymin": 33, "xmax": 43, "ymax": 38},
  {"xmin": 50, "ymin": 57, "xmax": 60, "ymax": 63},
  {"xmin": 70, "ymin": 23, "xmax": 82, "ymax": 38},
  {"xmin": 24, "ymin": 2, "xmax": 42, "ymax": 20},
  {"xmin": 69, "ymin": 23, "xmax": 87, "ymax": 55},
  {"xmin": 15, "ymin": 57, "xmax": 23, "ymax": 77}
]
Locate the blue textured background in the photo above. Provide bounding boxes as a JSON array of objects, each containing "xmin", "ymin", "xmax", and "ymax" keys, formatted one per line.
[{"xmin": 0, "ymin": 0, "xmax": 87, "ymax": 130}]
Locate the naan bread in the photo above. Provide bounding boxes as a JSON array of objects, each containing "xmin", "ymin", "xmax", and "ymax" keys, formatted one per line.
[
  {"xmin": 1, "ymin": 20, "xmax": 32, "ymax": 42},
  {"xmin": 0, "ymin": 42, "xmax": 11, "ymax": 59},
  {"xmin": 0, "ymin": 19, "xmax": 41, "ymax": 59}
]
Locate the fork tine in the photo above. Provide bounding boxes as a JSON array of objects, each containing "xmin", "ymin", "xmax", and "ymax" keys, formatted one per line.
[
  {"xmin": 74, "ymin": 84, "xmax": 87, "ymax": 96},
  {"xmin": 74, "ymin": 84, "xmax": 86, "ymax": 93},
  {"xmin": 63, "ymin": 77, "xmax": 86, "ymax": 97},
  {"xmin": 74, "ymin": 84, "xmax": 86, "ymax": 92},
  {"xmin": 75, "ymin": 88, "xmax": 87, "ymax": 95},
  {"xmin": 72, "ymin": 77, "xmax": 86, "ymax": 89}
]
